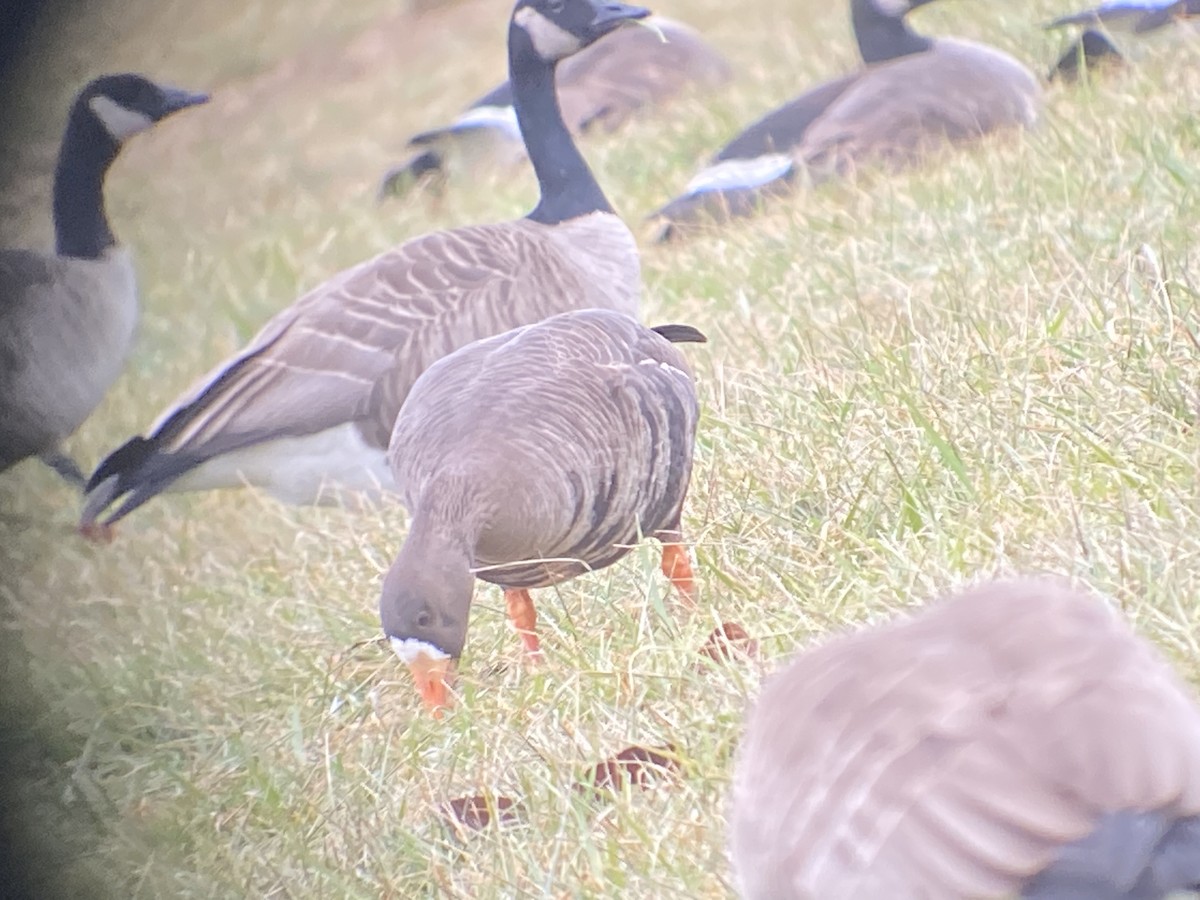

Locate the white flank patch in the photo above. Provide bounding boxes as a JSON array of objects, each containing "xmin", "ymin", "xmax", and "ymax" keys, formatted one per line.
[
  {"xmin": 513, "ymin": 6, "xmax": 583, "ymax": 59},
  {"xmin": 88, "ymin": 95, "xmax": 154, "ymax": 141},
  {"xmin": 167, "ymin": 421, "xmax": 396, "ymax": 505},
  {"xmin": 450, "ymin": 105, "xmax": 522, "ymax": 141},
  {"xmin": 685, "ymin": 154, "xmax": 795, "ymax": 196},
  {"xmin": 390, "ymin": 638, "xmax": 451, "ymax": 665}
]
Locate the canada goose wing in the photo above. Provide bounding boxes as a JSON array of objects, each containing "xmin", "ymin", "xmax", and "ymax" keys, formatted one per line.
[
  {"xmin": 87, "ymin": 221, "xmax": 569, "ymax": 505},
  {"xmin": 796, "ymin": 40, "xmax": 1040, "ymax": 174},
  {"xmin": 648, "ymin": 74, "xmax": 857, "ymax": 236},
  {"xmin": 731, "ymin": 580, "xmax": 1200, "ymax": 898},
  {"xmin": 557, "ymin": 17, "xmax": 731, "ymax": 134},
  {"xmin": 0, "ymin": 251, "xmax": 61, "ymax": 465}
]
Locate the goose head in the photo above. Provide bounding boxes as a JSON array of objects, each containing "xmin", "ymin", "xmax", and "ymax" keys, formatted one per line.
[
  {"xmin": 380, "ymin": 545, "xmax": 476, "ymax": 717},
  {"xmin": 76, "ymin": 73, "xmax": 209, "ymax": 146},
  {"xmin": 510, "ymin": 0, "xmax": 650, "ymax": 65}
]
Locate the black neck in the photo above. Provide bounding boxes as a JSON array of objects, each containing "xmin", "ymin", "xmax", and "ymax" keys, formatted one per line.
[
  {"xmin": 52, "ymin": 101, "xmax": 120, "ymax": 259},
  {"xmin": 851, "ymin": 0, "xmax": 933, "ymax": 65},
  {"xmin": 509, "ymin": 26, "xmax": 613, "ymax": 225}
]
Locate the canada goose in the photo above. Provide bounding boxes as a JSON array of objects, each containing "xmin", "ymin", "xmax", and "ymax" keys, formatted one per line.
[
  {"xmin": 0, "ymin": 74, "xmax": 208, "ymax": 487},
  {"xmin": 1047, "ymin": 0, "xmax": 1200, "ymax": 34},
  {"xmin": 378, "ymin": 15, "xmax": 730, "ymax": 198},
  {"xmin": 381, "ymin": 309, "xmax": 704, "ymax": 715},
  {"xmin": 80, "ymin": 0, "xmax": 651, "ymax": 537},
  {"xmin": 651, "ymin": 0, "xmax": 1041, "ymax": 238},
  {"xmin": 729, "ymin": 578, "xmax": 1200, "ymax": 899}
]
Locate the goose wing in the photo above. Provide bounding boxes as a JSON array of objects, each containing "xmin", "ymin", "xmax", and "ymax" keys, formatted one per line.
[{"xmin": 731, "ymin": 580, "xmax": 1200, "ymax": 899}]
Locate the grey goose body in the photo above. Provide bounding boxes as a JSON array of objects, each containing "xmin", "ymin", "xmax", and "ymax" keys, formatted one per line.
[
  {"xmin": 81, "ymin": 0, "xmax": 651, "ymax": 535},
  {"xmin": 379, "ymin": 15, "xmax": 731, "ymax": 197},
  {"xmin": 652, "ymin": 0, "xmax": 1041, "ymax": 237},
  {"xmin": 381, "ymin": 308, "xmax": 704, "ymax": 714},
  {"xmin": 0, "ymin": 74, "xmax": 207, "ymax": 485},
  {"xmin": 730, "ymin": 578, "xmax": 1200, "ymax": 899}
]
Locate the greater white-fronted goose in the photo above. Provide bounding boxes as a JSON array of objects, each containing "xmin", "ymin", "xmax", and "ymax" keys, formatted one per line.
[
  {"xmin": 80, "ymin": 0, "xmax": 651, "ymax": 537},
  {"xmin": 378, "ymin": 15, "xmax": 731, "ymax": 197},
  {"xmin": 730, "ymin": 578, "xmax": 1200, "ymax": 899},
  {"xmin": 651, "ymin": 0, "xmax": 1041, "ymax": 238},
  {"xmin": 381, "ymin": 308, "xmax": 704, "ymax": 715},
  {"xmin": 0, "ymin": 74, "xmax": 208, "ymax": 487}
]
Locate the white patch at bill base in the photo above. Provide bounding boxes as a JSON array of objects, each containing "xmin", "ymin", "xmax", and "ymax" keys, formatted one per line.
[{"xmin": 390, "ymin": 637, "xmax": 451, "ymax": 665}]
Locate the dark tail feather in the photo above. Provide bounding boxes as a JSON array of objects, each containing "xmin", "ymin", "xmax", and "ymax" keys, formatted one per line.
[
  {"xmin": 377, "ymin": 149, "xmax": 444, "ymax": 200},
  {"xmin": 652, "ymin": 324, "xmax": 707, "ymax": 344},
  {"xmin": 80, "ymin": 436, "xmax": 197, "ymax": 528},
  {"xmin": 649, "ymin": 176, "xmax": 797, "ymax": 244},
  {"xmin": 1049, "ymin": 29, "xmax": 1125, "ymax": 82}
]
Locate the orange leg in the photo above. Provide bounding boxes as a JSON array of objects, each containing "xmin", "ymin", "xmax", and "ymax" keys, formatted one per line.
[
  {"xmin": 78, "ymin": 522, "xmax": 116, "ymax": 545},
  {"xmin": 504, "ymin": 589, "xmax": 542, "ymax": 662},
  {"xmin": 660, "ymin": 542, "xmax": 696, "ymax": 608}
]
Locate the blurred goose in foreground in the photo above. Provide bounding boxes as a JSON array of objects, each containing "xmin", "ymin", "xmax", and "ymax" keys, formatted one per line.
[
  {"xmin": 80, "ymin": 0, "xmax": 651, "ymax": 539},
  {"xmin": 381, "ymin": 309, "xmax": 704, "ymax": 715},
  {"xmin": 0, "ymin": 74, "xmax": 207, "ymax": 487},
  {"xmin": 651, "ymin": 0, "xmax": 1041, "ymax": 239},
  {"xmin": 378, "ymin": 15, "xmax": 730, "ymax": 198},
  {"xmin": 730, "ymin": 577, "xmax": 1200, "ymax": 899}
]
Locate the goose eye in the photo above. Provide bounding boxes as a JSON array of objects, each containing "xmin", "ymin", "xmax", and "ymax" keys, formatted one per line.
[
  {"xmin": 547, "ymin": 0, "xmax": 565, "ymax": 12},
  {"xmin": 415, "ymin": 610, "xmax": 433, "ymax": 629}
]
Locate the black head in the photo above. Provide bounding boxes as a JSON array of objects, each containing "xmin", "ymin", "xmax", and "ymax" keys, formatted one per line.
[
  {"xmin": 510, "ymin": 0, "xmax": 650, "ymax": 63},
  {"xmin": 74, "ymin": 73, "xmax": 209, "ymax": 145}
]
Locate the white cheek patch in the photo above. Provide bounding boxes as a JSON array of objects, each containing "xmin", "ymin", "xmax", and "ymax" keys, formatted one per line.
[
  {"xmin": 514, "ymin": 6, "xmax": 584, "ymax": 59},
  {"xmin": 389, "ymin": 637, "xmax": 450, "ymax": 665},
  {"xmin": 88, "ymin": 95, "xmax": 155, "ymax": 141},
  {"xmin": 873, "ymin": 0, "xmax": 911, "ymax": 17},
  {"xmin": 685, "ymin": 154, "xmax": 795, "ymax": 195}
]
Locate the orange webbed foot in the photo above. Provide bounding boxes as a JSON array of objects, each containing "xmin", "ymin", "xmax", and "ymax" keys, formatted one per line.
[
  {"xmin": 660, "ymin": 542, "xmax": 696, "ymax": 608},
  {"xmin": 504, "ymin": 589, "xmax": 543, "ymax": 664}
]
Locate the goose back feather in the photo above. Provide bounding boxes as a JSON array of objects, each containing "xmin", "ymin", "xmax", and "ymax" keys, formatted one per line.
[
  {"xmin": 386, "ymin": 309, "xmax": 700, "ymax": 591},
  {"xmin": 730, "ymin": 578, "xmax": 1200, "ymax": 899}
]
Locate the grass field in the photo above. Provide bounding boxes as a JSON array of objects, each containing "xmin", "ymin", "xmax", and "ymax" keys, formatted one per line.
[{"xmin": 3, "ymin": 0, "xmax": 1200, "ymax": 896}]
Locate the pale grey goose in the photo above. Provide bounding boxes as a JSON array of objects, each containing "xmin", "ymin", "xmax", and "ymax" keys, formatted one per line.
[
  {"xmin": 0, "ymin": 74, "xmax": 208, "ymax": 486},
  {"xmin": 380, "ymin": 308, "xmax": 704, "ymax": 715},
  {"xmin": 80, "ymin": 0, "xmax": 652, "ymax": 536},
  {"xmin": 651, "ymin": 0, "xmax": 1042, "ymax": 238},
  {"xmin": 730, "ymin": 578, "xmax": 1200, "ymax": 899},
  {"xmin": 378, "ymin": 15, "xmax": 731, "ymax": 197}
]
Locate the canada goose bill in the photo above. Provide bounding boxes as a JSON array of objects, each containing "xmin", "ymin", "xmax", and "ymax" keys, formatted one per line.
[
  {"xmin": 80, "ymin": 0, "xmax": 648, "ymax": 540},
  {"xmin": 379, "ymin": 310, "xmax": 705, "ymax": 715},
  {"xmin": 378, "ymin": 15, "xmax": 730, "ymax": 199},
  {"xmin": 0, "ymin": 74, "xmax": 207, "ymax": 494},
  {"xmin": 730, "ymin": 577, "xmax": 1200, "ymax": 899},
  {"xmin": 649, "ymin": 0, "xmax": 1041, "ymax": 241}
]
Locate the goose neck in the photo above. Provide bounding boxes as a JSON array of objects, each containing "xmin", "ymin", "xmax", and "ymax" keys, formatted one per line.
[
  {"xmin": 851, "ymin": 0, "xmax": 933, "ymax": 65},
  {"xmin": 52, "ymin": 104, "xmax": 120, "ymax": 259},
  {"xmin": 508, "ymin": 26, "xmax": 613, "ymax": 225}
]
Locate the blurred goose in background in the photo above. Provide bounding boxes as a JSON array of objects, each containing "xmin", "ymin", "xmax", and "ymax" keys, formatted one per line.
[
  {"xmin": 651, "ymin": 0, "xmax": 1041, "ymax": 239},
  {"xmin": 730, "ymin": 577, "xmax": 1200, "ymax": 899},
  {"xmin": 80, "ymin": 0, "xmax": 651, "ymax": 539},
  {"xmin": 0, "ymin": 74, "xmax": 207, "ymax": 488},
  {"xmin": 1046, "ymin": 0, "xmax": 1198, "ymax": 80},
  {"xmin": 381, "ymin": 309, "xmax": 704, "ymax": 715},
  {"xmin": 1047, "ymin": 0, "xmax": 1200, "ymax": 34},
  {"xmin": 378, "ymin": 15, "xmax": 730, "ymax": 198}
]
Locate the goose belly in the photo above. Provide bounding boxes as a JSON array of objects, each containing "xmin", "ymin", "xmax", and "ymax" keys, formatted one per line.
[
  {"xmin": 4, "ymin": 249, "xmax": 138, "ymax": 444},
  {"xmin": 169, "ymin": 422, "xmax": 396, "ymax": 506}
]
